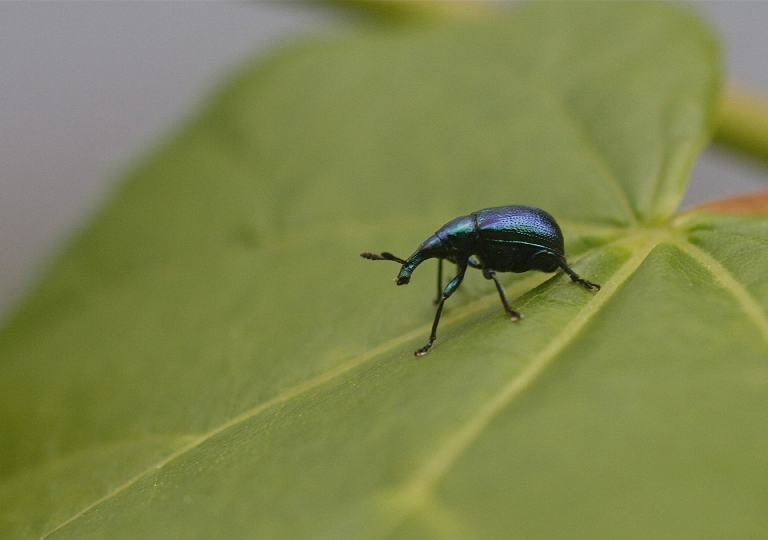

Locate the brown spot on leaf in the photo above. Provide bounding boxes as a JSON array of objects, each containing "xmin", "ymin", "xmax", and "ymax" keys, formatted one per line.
[{"xmin": 684, "ymin": 191, "xmax": 768, "ymax": 217}]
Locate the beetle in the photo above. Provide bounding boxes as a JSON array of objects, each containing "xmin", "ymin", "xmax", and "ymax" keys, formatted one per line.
[{"xmin": 361, "ymin": 205, "xmax": 600, "ymax": 356}]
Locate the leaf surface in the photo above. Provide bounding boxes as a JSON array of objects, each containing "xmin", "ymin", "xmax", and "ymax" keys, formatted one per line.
[{"xmin": 4, "ymin": 4, "xmax": 764, "ymax": 539}]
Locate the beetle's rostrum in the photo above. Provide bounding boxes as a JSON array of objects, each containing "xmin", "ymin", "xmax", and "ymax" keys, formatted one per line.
[{"xmin": 361, "ymin": 205, "xmax": 600, "ymax": 356}]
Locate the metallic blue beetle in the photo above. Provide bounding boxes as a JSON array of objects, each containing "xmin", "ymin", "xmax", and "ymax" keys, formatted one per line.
[{"xmin": 361, "ymin": 205, "xmax": 599, "ymax": 356}]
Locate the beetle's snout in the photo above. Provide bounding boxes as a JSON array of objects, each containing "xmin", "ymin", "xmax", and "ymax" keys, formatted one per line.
[{"xmin": 396, "ymin": 263, "xmax": 416, "ymax": 285}]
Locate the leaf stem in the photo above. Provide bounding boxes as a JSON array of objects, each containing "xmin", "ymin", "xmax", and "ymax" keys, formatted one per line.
[
  {"xmin": 323, "ymin": 1, "xmax": 490, "ymax": 23},
  {"xmin": 714, "ymin": 83, "xmax": 768, "ymax": 162}
]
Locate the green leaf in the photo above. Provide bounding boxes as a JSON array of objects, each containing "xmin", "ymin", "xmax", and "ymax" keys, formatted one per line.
[{"xmin": 7, "ymin": 3, "xmax": 766, "ymax": 539}]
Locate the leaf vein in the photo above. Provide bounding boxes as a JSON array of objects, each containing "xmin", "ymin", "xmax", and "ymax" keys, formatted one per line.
[
  {"xmin": 556, "ymin": 97, "xmax": 639, "ymax": 226},
  {"xmin": 673, "ymin": 237, "xmax": 768, "ymax": 344}
]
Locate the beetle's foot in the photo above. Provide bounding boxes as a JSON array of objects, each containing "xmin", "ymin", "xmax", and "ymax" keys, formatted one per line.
[
  {"xmin": 572, "ymin": 276, "xmax": 600, "ymax": 291},
  {"xmin": 396, "ymin": 275, "xmax": 411, "ymax": 286},
  {"xmin": 509, "ymin": 311, "xmax": 522, "ymax": 321},
  {"xmin": 414, "ymin": 342, "xmax": 433, "ymax": 356}
]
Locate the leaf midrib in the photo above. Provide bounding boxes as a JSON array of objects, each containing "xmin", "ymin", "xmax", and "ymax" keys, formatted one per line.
[{"xmin": 37, "ymin": 271, "xmax": 551, "ymax": 538}]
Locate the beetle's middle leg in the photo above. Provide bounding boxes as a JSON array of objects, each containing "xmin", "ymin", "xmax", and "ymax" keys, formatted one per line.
[
  {"xmin": 434, "ymin": 259, "xmax": 443, "ymax": 304},
  {"xmin": 416, "ymin": 260, "xmax": 468, "ymax": 357},
  {"xmin": 482, "ymin": 267, "xmax": 522, "ymax": 321}
]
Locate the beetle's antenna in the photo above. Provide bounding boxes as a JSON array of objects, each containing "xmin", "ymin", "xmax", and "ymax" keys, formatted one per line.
[{"xmin": 360, "ymin": 252, "xmax": 407, "ymax": 265}]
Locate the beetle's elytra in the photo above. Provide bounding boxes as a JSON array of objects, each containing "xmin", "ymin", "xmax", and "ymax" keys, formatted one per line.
[{"xmin": 361, "ymin": 205, "xmax": 600, "ymax": 356}]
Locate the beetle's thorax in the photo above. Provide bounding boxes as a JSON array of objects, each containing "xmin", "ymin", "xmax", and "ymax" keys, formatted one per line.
[
  {"xmin": 395, "ymin": 215, "xmax": 476, "ymax": 284},
  {"xmin": 434, "ymin": 214, "xmax": 479, "ymax": 255}
]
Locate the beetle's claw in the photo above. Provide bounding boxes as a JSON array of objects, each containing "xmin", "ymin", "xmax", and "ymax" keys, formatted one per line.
[
  {"xmin": 571, "ymin": 275, "xmax": 600, "ymax": 291},
  {"xmin": 396, "ymin": 276, "xmax": 410, "ymax": 286},
  {"xmin": 414, "ymin": 343, "xmax": 432, "ymax": 356},
  {"xmin": 509, "ymin": 311, "xmax": 522, "ymax": 321}
]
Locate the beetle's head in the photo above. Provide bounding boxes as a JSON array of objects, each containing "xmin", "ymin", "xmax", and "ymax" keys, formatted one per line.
[{"xmin": 395, "ymin": 234, "xmax": 445, "ymax": 286}]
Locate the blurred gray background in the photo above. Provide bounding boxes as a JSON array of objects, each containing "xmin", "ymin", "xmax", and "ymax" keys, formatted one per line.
[{"xmin": 1, "ymin": 1, "xmax": 767, "ymax": 324}]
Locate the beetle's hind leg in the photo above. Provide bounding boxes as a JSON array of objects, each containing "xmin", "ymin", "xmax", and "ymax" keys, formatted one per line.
[
  {"xmin": 482, "ymin": 267, "xmax": 522, "ymax": 321},
  {"xmin": 559, "ymin": 262, "xmax": 601, "ymax": 291}
]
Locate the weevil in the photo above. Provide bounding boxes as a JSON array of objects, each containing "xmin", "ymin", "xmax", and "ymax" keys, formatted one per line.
[{"xmin": 361, "ymin": 205, "xmax": 600, "ymax": 356}]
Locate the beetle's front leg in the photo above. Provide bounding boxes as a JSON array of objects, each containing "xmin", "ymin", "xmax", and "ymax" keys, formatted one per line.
[
  {"xmin": 416, "ymin": 260, "xmax": 468, "ymax": 356},
  {"xmin": 482, "ymin": 267, "xmax": 521, "ymax": 321},
  {"xmin": 435, "ymin": 257, "xmax": 478, "ymax": 304}
]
